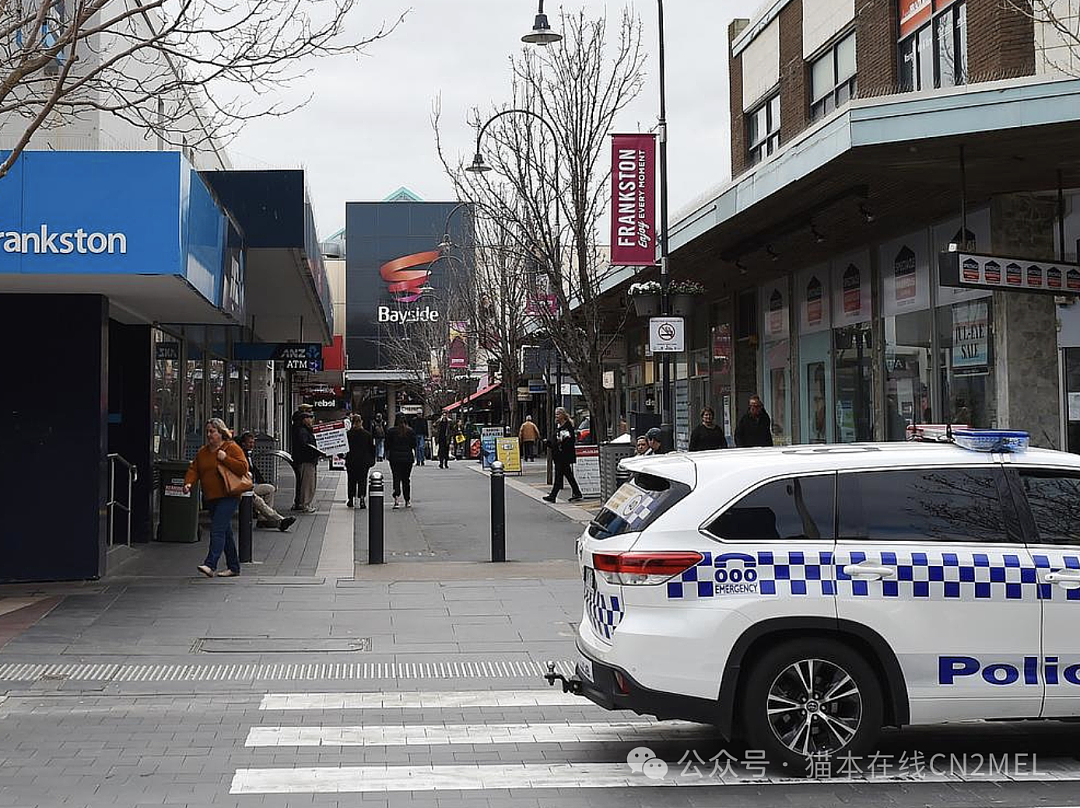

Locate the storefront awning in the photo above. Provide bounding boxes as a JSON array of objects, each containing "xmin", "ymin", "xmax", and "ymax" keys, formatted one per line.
[{"xmin": 443, "ymin": 382, "xmax": 501, "ymax": 412}]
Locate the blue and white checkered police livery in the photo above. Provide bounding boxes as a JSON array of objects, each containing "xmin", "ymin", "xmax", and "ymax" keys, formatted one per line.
[
  {"xmin": 665, "ymin": 549, "xmax": 1080, "ymax": 602},
  {"xmin": 585, "ymin": 586, "xmax": 623, "ymax": 639}
]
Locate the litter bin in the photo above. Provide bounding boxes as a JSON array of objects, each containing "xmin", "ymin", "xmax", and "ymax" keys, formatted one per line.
[
  {"xmin": 253, "ymin": 432, "xmax": 280, "ymax": 485},
  {"xmin": 156, "ymin": 460, "xmax": 200, "ymax": 542}
]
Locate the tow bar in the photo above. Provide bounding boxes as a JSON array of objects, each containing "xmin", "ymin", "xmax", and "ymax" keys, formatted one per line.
[{"xmin": 544, "ymin": 660, "xmax": 583, "ymax": 694}]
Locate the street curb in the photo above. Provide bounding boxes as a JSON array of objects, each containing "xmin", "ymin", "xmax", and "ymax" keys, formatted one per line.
[{"xmin": 464, "ymin": 463, "xmax": 596, "ymax": 523}]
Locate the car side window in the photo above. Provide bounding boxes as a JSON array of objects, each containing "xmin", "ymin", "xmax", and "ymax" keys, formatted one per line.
[
  {"xmin": 1017, "ymin": 469, "xmax": 1080, "ymax": 545},
  {"xmin": 706, "ymin": 475, "xmax": 835, "ymax": 541},
  {"xmin": 838, "ymin": 467, "xmax": 1009, "ymax": 543}
]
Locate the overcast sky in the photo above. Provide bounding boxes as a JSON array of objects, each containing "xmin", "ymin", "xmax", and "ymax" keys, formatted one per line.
[{"xmin": 230, "ymin": 1, "xmax": 743, "ymax": 239}]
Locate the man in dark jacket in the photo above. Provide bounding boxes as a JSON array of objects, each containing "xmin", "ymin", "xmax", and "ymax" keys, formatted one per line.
[
  {"xmin": 689, "ymin": 406, "xmax": 728, "ymax": 451},
  {"xmin": 543, "ymin": 407, "xmax": 583, "ymax": 503},
  {"xmin": 734, "ymin": 395, "xmax": 774, "ymax": 448},
  {"xmin": 435, "ymin": 413, "xmax": 451, "ymax": 469},
  {"xmin": 385, "ymin": 413, "xmax": 417, "ymax": 508},
  {"xmin": 290, "ymin": 411, "xmax": 322, "ymax": 511}
]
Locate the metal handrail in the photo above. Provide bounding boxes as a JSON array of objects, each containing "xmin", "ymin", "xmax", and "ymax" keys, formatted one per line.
[{"xmin": 106, "ymin": 453, "xmax": 138, "ymax": 547}]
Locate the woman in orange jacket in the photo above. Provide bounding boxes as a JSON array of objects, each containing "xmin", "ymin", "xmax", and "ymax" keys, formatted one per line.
[{"xmin": 183, "ymin": 418, "xmax": 249, "ymax": 578}]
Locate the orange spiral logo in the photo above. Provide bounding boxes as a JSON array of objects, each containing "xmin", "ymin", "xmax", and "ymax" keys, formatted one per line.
[{"xmin": 380, "ymin": 250, "xmax": 441, "ymax": 303}]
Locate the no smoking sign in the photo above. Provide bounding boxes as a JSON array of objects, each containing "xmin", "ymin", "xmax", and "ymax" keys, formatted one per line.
[{"xmin": 648, "ymin": 316, "xmax": 685, "ymax": 353}]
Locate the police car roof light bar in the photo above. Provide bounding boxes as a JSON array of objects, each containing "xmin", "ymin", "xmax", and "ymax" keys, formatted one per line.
[{"xmin": 906, "ymin": 424, "xmax": 1030, "ymax": 453}]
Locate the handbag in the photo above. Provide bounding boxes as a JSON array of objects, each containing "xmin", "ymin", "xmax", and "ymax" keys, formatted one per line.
[{"xmin": 218, "ymin": 462, "xmax": 254, "ymax": 496}]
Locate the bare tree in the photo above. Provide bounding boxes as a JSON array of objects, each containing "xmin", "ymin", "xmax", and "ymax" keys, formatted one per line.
[
  {"xmin": 436, "ymin": 8, "xmax": 645, "ymax": 444},
  {"xmin": 1006, "ymin": 0, "xmax": 1080, "ymax": 75},
  {"xmin": 0, "ymin": 0, "xmax": 400, "ymax": 175}
]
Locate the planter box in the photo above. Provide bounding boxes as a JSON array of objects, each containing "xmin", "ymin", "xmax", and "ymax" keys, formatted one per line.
[
  {"xmin": 670, "ymin": 293, "xmax": 699, "ymax": 317},
  {"xmin": 632, "ymin": 294, "xmax": 661, "ymax": 317}
]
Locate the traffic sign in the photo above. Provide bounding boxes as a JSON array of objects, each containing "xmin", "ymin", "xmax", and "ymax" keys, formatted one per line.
[{"xmin": 649, "ymin": 316, "xmax": 685, "ymax": 353}]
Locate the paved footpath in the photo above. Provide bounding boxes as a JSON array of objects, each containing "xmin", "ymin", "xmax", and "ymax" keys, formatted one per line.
[{"xmin": 2, "ymin": 461, "xmax": 1080, "ymax": 806}]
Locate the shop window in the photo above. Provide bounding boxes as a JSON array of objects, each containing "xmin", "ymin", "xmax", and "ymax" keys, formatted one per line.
[
  {"xmin": 937, "ymin": 298, "xmax": 994, "ymax": 428},
  {"xmin": 747, "ymin": 93, "xmax": 780, "ymax": 165},
  {"xmin": 898, "ymin": 1, "xmax": 966, "ymax": 92},
  {"xmin": 885, "ymin": 310, "xmax": 934, "ymax": 440},
  {"xmin": 834, "ymin": 323, "xmax": 875, "ymax": 442},
  {"xmin": 810, "ymin": 31, "xmax": 857, "ymax": 121}
]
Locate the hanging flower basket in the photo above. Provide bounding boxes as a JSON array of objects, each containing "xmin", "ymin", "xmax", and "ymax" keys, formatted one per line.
[
  {"xmin": 628, "ymin": 281, "xmax": 663, "ymax": 318},
  {"xmin": 632, "ymin": 294, "xmax": 661, "ymax": 317},
  {"xmin": 670, "ymin": 294, "xmax": 696, "ymax": 317}
]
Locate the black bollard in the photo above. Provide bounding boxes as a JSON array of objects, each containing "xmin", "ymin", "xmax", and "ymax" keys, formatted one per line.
[
  {"xmin": 491, "ymin": 460, "xmax": 506, "ymax": 562},
  {"xmin": 368, "ymin": 470, "xmax": 384, "ymax": 565},
  {"xmin": 239, "ymin": 491, "xmax": 254, "ymax": 563}
]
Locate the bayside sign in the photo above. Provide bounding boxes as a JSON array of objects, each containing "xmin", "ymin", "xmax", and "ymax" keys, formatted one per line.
[
  {"xmin": 610, "ymin": 133, "xmax": 656, "ymax": 267},
  {"xmin": 377, "ymin": 305, "xmax": 440, "ymax": 323}
]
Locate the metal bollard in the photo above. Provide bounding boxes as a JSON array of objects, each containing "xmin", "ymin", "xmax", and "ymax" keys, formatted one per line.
[
  {"xmin": 239, "ymin": 490, "xmax": 254, "ymax": 563},
  {"xmin": 368, "ymin": 470, "xmax": 384, "ymax": 565},
  {"xmin": 490, "ymin": 460, "xmax": 506, "ymax": 562}
]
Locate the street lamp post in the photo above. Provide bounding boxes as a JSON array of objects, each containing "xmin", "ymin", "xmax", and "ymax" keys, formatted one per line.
[
  {"xmin": 520, "ymin": 2, "xmax": 673, "ymax": 448},
  {"xmin": 655, "ymin": 0, "xmax": 673, "ymax": 450},
  {"xmin": 467, "ymin": 106, "xmax": 563, "ymax": 479}
]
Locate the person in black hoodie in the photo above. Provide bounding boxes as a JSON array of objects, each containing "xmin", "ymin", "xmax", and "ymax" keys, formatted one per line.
[
  {"xmin": 734, "ymin": 395, "xmax": 774, "ymax": 448},
  {"xmin": 543, "ymin": 407, "xmax": 583, "ymax": 503},
  {"xmin": 385, "ymin": 413, "xmax": 417, "ymax": 509},
  {"xmin": 290, "ymin": 411, "xmax": 322, "ymax": 511},
  {"xmin": 345, "ymin": 415, "xmax": 376, "ymax": 509},
  {"xmin": 689, "ymin": 406, "xmax": 728, "ymax": 452},
  {"xmin": 435, "ymin": 413, "xmax": 451, "ymax": 469}
]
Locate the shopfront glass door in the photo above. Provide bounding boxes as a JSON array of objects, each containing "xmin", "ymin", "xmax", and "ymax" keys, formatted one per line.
[
  {"xmin": 762, "ymin": 339, "xmax": 791, "ymax": 445},
  {"xmin": 800, "ymin": 331, "xmax": 834, "ymax": 443},
  {"xmin": 885, "ymin": 311, "xmax": 934, "ymax": 440},
  {"xmin": 833, "ymin": 323, "xmax": 874, "ymax": 442}
]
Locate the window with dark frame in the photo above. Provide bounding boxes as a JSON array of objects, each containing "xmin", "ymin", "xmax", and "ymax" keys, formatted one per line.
[
  {"xmin": 746, "ymin": 93, "xmax": 780, "ymax": 166},
  {"xmin": 898, "ymin": 0, "xmax": 967, "ymax": 92},
  {"xmin": 809, "ymin": 31, "xmax": 857, "ymax": 121}
]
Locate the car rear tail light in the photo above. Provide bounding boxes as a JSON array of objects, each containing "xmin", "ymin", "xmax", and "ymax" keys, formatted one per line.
[
  {"xmin": 614, "ymin": 671, "xmax": 631, "ymax": 694},
  {"xmin": 593, "ymin": 551, "xmax": 704, "ymax": 586}
]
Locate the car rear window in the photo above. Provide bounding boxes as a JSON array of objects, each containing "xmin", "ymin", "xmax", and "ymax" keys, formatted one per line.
[{"xmin": 588, "ymin": 472, "xmax": 691, "ymax": 539}]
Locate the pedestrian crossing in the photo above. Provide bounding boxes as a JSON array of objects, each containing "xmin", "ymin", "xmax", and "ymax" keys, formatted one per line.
[{"xmin": 229, "ymin": 688, "xmax": 1080, "ymax": 795}]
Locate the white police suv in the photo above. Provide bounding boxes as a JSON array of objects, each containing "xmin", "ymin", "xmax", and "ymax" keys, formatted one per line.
[{"xmin": 553, "ymin": 429, "xmax": 1080, "ymax": 768}]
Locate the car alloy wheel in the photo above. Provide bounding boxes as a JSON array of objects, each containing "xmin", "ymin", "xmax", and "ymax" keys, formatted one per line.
[
  {"xmin": 766, "ymin": 657, "xmax": 862, "ymax": 758},
  {"xmin": 740, "ymin": 637, "xmax": 883, "ymax": 773}
]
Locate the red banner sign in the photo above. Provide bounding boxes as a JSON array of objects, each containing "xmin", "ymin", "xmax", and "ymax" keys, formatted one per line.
[
  {"xmin": 899, "ymin": 0, "xmax": 931, "ymax": 37},
  {"xmin": 610, "ymin": 133, "xmax": 657, "ymax": 267}
]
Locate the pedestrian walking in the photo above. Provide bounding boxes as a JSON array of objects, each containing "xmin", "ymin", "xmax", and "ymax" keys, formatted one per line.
[
  {"xmin": 435, "ymin": 412, "xmax": 451, "ymax": 469},
  {"xmin": 689, "ymin": 406, "xmax": 728, "ymax": 452},
  {"xmin": 385, "ymin": 413, "xmax": 417, "ymax": 509},
  {"xmin": 238, "ymin": 432, "xmax": 295, "ymax": 531},
  {"xmin": 734, "ymin": 395, "xmax": 774, "ymax": 448},
  {"xmin": 373, "ymin": 413, "xmax": 386, "ymax": 462},
  {"xmin": 518, "ymin": 415, "xmax": 540, "ymax": 462},
  {"xmin": 453, "ymin": 419, "xmax": 465, "ymax": 460},
  {"xmin": 413, "ymin": 413, "xmax": 429, "ymax": 466},
  {"xmin": 183, "ymin": 418, "xmax": 249, "ymax": 578},
  {"xmin": 543, "ymin": 407, "xmax": 583, "ymax": 503},
  {"xmin": 290, "ymin": 410, "xmax": 321, "ymax": 512},
  {"xmin": 345, "ymin": 415, "xmax": 376, "ymax": 509}
]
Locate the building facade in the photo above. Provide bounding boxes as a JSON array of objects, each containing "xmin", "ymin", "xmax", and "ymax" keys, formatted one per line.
[{"xmin": 606, "ymin": 0, "xmax": 1080, "ymax": 451}]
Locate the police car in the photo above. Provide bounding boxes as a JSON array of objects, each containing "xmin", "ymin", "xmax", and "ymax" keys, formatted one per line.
[{"xmin": 549, "ymin": 429, "xmax": 1080, "ymax": 768}]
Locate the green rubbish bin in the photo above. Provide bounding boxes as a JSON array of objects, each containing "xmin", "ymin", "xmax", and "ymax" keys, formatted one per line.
[{"xmin": 156, "ymin": 461, "xmax": 201, "ymax": 542}]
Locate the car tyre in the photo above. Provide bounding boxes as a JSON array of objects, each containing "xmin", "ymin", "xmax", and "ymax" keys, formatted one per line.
[{"xmin": 739, "ymin": 637, "xmax": 883, "ymax": 773}]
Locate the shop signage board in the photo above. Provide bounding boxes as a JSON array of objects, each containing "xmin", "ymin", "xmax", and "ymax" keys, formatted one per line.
[
  {"xmin": 575, "ymin": 445, "xmax": 601, "ymax": 497},
  {"xmin": 881, "ymin": 235, "xmax": 930, "ymax": 316},
  {"xmin": 480, "ymin": 427, "xmax": 502, "ymax": 469},
  {"xmin": 939, "ymin": 250, "xmax": 1080, "ymax": 296},
  {"xmin": 832, "ymin": 251, "xmax": 871, "ymax": 326},
  {"xmin": 798, "ymin": 265, "xmax": 831, "ymax": 334},
  {"xmin": 649, "ymin": 317, "xmax": 685, "ymax": 353},
  {"xmin": 234, "ymin": 342, "xmax": 324, "ymax": 371},
  {"xmin": 155, "ymin": 342, "xmax": 180, "ymax": 361},
  {"xmin": 312, "ymin": 420, "xmax": 349, "ymax": 455},
  {"xmin": 496, "ymin": 437, "xmax": 522, "ymax": 473},
  {"xmin": 528, "ymin": 379, "xmax": 547, "ymax": 394},
  {"xmin": 762, "ymin": 280, "xmax": 789, "ymax": 340},
  {"xmin": 610, "ymin": 133, "xmax": 657, "ymax": 266}
]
